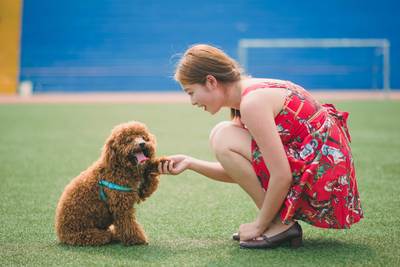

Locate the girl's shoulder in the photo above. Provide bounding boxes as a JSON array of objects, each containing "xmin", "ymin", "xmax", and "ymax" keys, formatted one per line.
[{"xmin": 240, "ymin": 79, "xmax": 289, "ymax": 118}]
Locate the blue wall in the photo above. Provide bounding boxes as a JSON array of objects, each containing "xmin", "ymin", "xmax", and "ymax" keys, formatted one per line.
[{"xmin": 20, "ymin": 0, "xmax": 400, "ymax": 92}]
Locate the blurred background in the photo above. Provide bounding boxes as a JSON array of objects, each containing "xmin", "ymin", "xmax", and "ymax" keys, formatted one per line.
[
  {"xmin": 2, "ymin": 2, "xmax": 400, "ymax": 266},
  {"xmin": 0, "ymin": 0, "xmax": 399, "ymax": 94}
]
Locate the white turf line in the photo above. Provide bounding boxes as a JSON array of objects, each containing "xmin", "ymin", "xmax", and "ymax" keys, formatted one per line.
[{"xmin": 0, "ymin": 91, "xmax": 399, "ymax": 104}]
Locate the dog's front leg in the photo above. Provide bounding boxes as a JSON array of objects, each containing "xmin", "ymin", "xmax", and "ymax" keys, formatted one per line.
[
  {"xmin": 113, "ymin": 208, "xmax": 148, "ymax": 246},
  {"xmin": 139, "ymin": 172, "xmax": 160, "ymax": 201},
  {"xmin": 139, "ymin": 158, "xmax": 168, "ymax": 201}
]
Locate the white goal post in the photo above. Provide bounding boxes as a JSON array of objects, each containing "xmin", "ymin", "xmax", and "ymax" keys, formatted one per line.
[{"xmin": 238, "ymin": 38, "xmax": 391, "ymax": 93}]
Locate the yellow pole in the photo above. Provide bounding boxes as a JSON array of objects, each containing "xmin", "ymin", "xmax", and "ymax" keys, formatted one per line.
[{"xmin": 0, "ymin": 0, "xmax": 22, "ymax": 94}]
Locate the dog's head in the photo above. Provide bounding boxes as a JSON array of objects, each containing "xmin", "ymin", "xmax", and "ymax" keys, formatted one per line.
[{"xmin": 102, "ymin": 121, "xmax": 157, "ymax": 171}]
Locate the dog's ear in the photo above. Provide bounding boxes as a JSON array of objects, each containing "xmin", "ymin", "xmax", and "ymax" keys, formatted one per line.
[{"xmin": 102, "ymin": 138, "xmax": 118, "ymax": 168}]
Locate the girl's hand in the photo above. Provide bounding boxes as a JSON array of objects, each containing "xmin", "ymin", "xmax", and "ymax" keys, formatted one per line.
[
  {"xmin": 238, "ymin": 221, "xmax": 264, "ymax": 241},
  {"xmin": 158, "ymin": 155, "xmax": 193, "ymax": 175}
]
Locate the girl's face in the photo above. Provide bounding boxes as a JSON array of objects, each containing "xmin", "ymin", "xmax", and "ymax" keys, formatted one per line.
[{"xmin": 183, "ymin": 76, "xmax": 225, "ymax": 115}]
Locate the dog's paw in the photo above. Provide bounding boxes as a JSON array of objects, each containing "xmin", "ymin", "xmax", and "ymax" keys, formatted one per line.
[
  {"xmin": 157, "ymin": 158, "xmax": 173, "ymax": 174},
  {"xmin": 122, "ymin": 237, "xmax": 148, "ymax": 246},
  {"xmin": 108, "ymin": 225, "xmax": 119, "ymax": 243},
  {"xmin": 145, "ymin": 157, "xmax": 168, "ymax": 175}
]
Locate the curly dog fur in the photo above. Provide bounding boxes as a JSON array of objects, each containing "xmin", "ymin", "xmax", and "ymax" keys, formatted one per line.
[{"xmin": 55, "ymin": 121, "xmax": 166, "ymax": 246}]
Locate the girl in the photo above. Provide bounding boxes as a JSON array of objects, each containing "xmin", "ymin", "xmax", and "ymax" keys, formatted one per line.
[{"xmin": 158, "ymin": 44, "xmax": 363, "ymax": 249}]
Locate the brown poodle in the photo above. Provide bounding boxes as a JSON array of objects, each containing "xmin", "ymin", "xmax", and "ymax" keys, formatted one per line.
[{"xmin": 55, "ymin": 121, "xmax": 166, "ymax": 246}]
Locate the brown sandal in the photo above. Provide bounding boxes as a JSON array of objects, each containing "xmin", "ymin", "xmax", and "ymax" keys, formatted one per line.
[{"xmin": 239, "ymin": 222, "xmax": 303, "ymax": 249}]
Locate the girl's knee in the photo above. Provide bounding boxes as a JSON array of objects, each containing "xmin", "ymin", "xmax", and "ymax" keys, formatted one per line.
[
  {"xmin": 209, "ymin": 121, "xmax": 253, "ymax": 162},
  {"xmin": 209, "ymin": 121, "xmax": 231, "ymax": 147},
  {"xmin": 209, "ymin": 121, "xmax": 232, "ymax": 141},
  {"xmin": 209, "ymin": 121, "xmax": 240, "ymax": 154}
]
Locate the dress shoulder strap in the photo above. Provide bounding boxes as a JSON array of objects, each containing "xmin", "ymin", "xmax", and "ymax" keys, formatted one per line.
[{"xmin": 241, "ymin": 80, "xmax": 290, "ymax": 97}]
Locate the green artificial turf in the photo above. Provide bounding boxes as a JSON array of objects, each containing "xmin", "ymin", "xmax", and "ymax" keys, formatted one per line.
[{"xmin": 0, "ymin": 101, "xmax": 399, "ymax": 266}]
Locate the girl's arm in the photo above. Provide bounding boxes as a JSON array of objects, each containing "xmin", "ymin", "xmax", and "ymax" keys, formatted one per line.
[
  {"xmin": 239, "ymin": 89, "xmax": 293, "ymax": 239},
  {"xmin": 189, "ymin": 157, "xmax": 235, "ymax": 183},
  {"xmin": 159, "ymin": 154, "xmax": 235, "ymax": 183}
]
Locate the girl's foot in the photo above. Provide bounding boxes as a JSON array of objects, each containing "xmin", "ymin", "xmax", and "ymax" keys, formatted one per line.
[
  {"xmin": 239, "ymin": 222, "xmax": 302, "ymax": 249},
  {"xmin": 232, "ymin": 220, "xmax": 294, "ymax": 242}
]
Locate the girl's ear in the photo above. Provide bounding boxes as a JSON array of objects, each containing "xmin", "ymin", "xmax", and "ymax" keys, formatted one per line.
[{"xmin": 205, "ymin": 75, "xmax": 218, "ymax": 90}]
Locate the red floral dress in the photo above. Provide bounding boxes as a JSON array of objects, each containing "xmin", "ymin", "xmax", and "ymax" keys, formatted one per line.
[{"xmin": 242, "ymin": 79, "xmax": 363, "ymax": 229}]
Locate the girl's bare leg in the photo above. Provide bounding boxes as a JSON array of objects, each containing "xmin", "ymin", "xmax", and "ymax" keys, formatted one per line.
[
  {"xmin": 209, "ymin": 121, "xmax": 293, "ymax": 236},
  {"xmin": 209, "ymin": 121, "xmax": 265, "ymax": 208}
]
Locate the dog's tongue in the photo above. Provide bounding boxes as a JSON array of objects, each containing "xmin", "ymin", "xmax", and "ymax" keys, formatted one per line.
[{"xmin": 135, "ymin": 151, "xmax": 148, "ymax": 163}]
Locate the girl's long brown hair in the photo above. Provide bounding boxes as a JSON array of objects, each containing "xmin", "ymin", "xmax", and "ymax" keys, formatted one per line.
[{"xmin": 174, "ymin": 44, "xmax": 243, "ymax": 119}]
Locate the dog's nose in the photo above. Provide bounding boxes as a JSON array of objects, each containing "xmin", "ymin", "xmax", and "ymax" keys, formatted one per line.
[
  {"xmin": 134, "ymin": 137, "xmax": 146, "ymax": 150},
  {"xmin": 139, "ymin": 141, "xmax": 146, "ymax": 150},
  {"xmin": 135, "ymin": 137, "xmax": 144, "ymax": 143}
]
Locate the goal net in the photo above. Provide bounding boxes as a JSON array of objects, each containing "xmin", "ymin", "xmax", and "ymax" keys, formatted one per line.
[{"xmin": 238, "ymin": 38, "xmax": 390, "ymax": 92}]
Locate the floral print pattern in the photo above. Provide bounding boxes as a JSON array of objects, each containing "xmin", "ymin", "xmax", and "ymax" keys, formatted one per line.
[{"xmin": 242, "ymin": 80, "xmax": 363, "ymax": 229}]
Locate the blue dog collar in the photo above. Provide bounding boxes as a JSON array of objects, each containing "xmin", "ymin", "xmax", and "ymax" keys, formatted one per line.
[{"xmin": 98, "ymin": 180, "xmax": 133, "ymax": 202}]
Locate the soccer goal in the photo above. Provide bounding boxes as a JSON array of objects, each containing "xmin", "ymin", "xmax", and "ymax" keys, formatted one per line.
[{"xmin": 238, "ymin": 38, "xmax": 390, "ymax": 93}]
